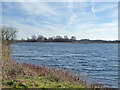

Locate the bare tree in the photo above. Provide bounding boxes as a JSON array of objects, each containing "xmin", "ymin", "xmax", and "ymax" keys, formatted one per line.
[{"xmin": 1, "ymin": 26, "xmax": 18, "ymax": 45}]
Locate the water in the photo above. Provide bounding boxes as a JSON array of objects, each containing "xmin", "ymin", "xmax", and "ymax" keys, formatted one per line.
[{"xmin": 11, "ymin": 43, "xmax": 118, "ymax": 88}]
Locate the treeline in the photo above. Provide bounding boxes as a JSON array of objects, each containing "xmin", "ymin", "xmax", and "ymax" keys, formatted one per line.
[
  {"xmin": 1, "ymin": 26, "xmax": 120, "ymax": 43},
  {"xmin": 19, "ymin": 35, "xmax": 120, "ymax": 43},
  {"xmin": 20, "ymin": 35, "xmax": 77, "ymax": 42}
]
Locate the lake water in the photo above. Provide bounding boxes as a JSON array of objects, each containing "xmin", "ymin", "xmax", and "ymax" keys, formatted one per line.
[{"xmin": 11, "ymin": 43, "xmax": 118, "ymax": 88}]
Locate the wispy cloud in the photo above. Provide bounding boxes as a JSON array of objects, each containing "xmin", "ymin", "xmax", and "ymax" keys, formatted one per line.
[
  {"xmin": 19, "ymin": 2, "xmax": 57, "ymax": 17},
  {"xmin": 68, "ymin": 0, "xmax": 73, "ymax": 11},
  {"xmin": 91, "ymin": 3, "xmax": 95, "ymax": 14},
  {"xmin": 68, "ymin": 14, "xmax": 76, "ymax": 25},
  {"xmin": 72, "ymin": 21, "xmax": 117, "ymax": 40},
  {"xmin": 67, "ymin": 1, "xmax": 77, "ymax": 25},
  {"xmin": 95, "ymin": 2, "xmax": 117, "ymax": 13}
]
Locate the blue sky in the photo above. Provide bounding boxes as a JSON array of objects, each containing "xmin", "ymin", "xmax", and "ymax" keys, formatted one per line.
[{"xmin": 2, "ymin": 2, "xmax": 118, "ymax": 40}]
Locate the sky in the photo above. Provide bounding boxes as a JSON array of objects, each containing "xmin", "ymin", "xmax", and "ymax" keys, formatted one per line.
[{"xmin": 2, "ymin": 1, "xmax": 118, "ymax": 40}]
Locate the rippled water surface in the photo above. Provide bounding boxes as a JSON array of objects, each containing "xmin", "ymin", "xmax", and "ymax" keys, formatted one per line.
[{"xmin": 11, "ymin": 43, "xmax": 118, "ymax": 88}]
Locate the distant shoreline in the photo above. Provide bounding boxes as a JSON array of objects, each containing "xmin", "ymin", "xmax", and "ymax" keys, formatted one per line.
[{"xmin": 17, "ymin": 41, "xmax": 120, "ymax": 44}]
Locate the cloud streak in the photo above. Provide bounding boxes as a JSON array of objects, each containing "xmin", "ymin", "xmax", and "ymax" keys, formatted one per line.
[
  {"xmin": 92, "ymin": 3, "xmax": 95, "ymax": 14},
  {"xmin": 19, "ymin": 2, "xmax": 57, "ymax": 17}
]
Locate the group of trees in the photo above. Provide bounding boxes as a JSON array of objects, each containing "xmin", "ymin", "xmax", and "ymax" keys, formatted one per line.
[{"xmin": 21, "ymin": 35, "xmax": 77, "ymax": 42}]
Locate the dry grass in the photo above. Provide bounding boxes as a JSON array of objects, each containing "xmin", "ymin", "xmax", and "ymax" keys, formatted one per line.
[{"xmin": 2, "ymin": 61, "xmax": 81, "ymax": 85}]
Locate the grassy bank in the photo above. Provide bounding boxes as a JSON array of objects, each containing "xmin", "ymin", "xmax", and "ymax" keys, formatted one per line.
[{"xmin": 2, "ymin": 61, "xmax": 85, "ymax": 88}]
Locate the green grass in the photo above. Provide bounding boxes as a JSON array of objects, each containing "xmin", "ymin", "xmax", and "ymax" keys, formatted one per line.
[{"xmin": 3, "ymin": 75, "xmax": 83, "ymax": 88}]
